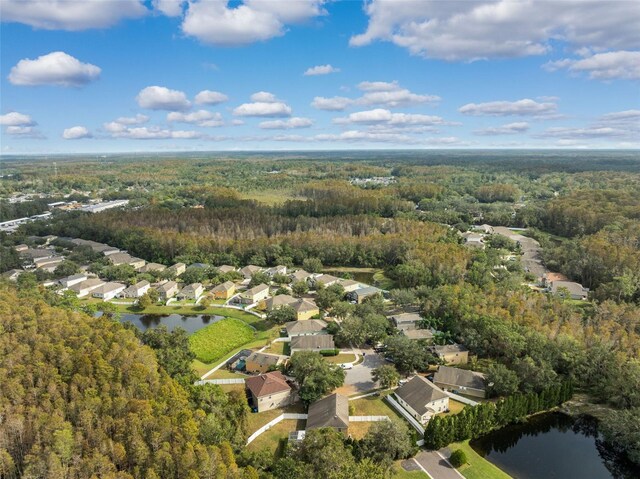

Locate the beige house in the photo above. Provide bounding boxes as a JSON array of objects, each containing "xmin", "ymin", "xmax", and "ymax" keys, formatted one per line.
[
  {"xmin": 290, "ymin": 269, "xmax": 313, "ymax": 283},
  {"xmin": 339, "ymin": 279, "xmax": 362, "ymax": 293},
  {"xmin": 212, "ymin": 280, "xmax": 236, "ymax": 299},
  {"xmin": 285, "ymin": 319, "xmax": 327, "ymax": 337},
  {"xmin": 167, "ymin": 263, "xmax": 186, "ymax": 277},
  {"xmin": 395, "ymin": 376, "xmax": 449, "ymax": 425},
  {"xmin": 290, "ymin": 298, "xmax": 320, "ymax": 320},
  {"xmin": 122, "ymin": 280, "xmax": 151, "ymax": 298},
  {"xmin": 431, "ymin": 344, "xmax": 469, "ymax": 365},
  {"xmin": 265, "ymin": 265, "xmax": 287, "ymax": 277},
  {"xmin": 290, "ymin": 334, "xmax": 335, "ymax": 354},
  {"xmin": 265, "ymin": 294, "xmax": 297, "ymax": 310},
  {"xmin": 245, "ymin": 371, "xmax": 294, "ymax": 412},
  {"xmin": 92, "ymin": 282, "xmax": 126, "ymax": 301},
  {"xmin": 157, "ymin": 281, "xmax": 179, "ymax": 300},
  {"xmin": 217, "ymin": 265, "xmax": 236, "ymax": 274},
  {"xmin": 137, "ymin": 262, "xmax": 166, "ymax": 273},
  {"xmin": 306, "ymin": 393, "xmax": 349, "ymax": 434},
  {"xmin": 245, "ymin": 352, "xmax": 285, "ymax": 374},
  {"xmin": 433, "ymin": 366, "xmax": 486, "ymax": 399},
  {"xmin": 178, "ymin": 283, "xmax": 204, "ymax": 300},
  {"xmin": 58, "ymin": 273, "xmax": 87, "ymax": 288},
  {"xmin": 312, "ymin": 274, "xmax": 340, "ymax": 288},
  {"xmin": 69, "ymin": 278, "xmax": 105, "ymax": 297},
  {"xmin": 240, "ymin": 265, "xmax": 262, "ymax": 279},
  {"xmin": 241, "ymin": 283, "xmax": 270, "ymax": 304}
]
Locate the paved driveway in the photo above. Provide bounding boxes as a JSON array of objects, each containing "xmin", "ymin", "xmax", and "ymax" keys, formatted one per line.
[
  {"xmin": 413, "ymin": 450, "xmax": 464, "ymax": 479},
  {"xmin": 336, "ymin": 350, "xmax": 385, "ymax": 395}
]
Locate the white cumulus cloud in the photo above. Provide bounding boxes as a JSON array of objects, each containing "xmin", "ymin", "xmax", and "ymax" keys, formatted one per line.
[
  {"xmin": 259, "ymin": 117, "xmax": 313, "ymax": 129},
  {"xmin": 0, "ymin": 112, "xmax": 36, "ymax": 126},
  {"xmin": 311, "ymin": 96, "xmax": 354, "ymax": 111},
  {"xmin": 114, "ymin": 114, "xmax": 149, "ymax": 125},
  {"xmin": 8, "ymin": 51, "xmax": 101, "ymax": 87},
  {"xmin": 63, "ymin": 126, "xmax": 92, "ymax": 139},
  {"xmin": 181, "ymin": 0, "xmax": 326, "ymax": 46},
  {"xmin": 350, "ymin": 0, "xmax": 640, "ymax": 61},
  {"xmin": 167, "ymin": 110, "xmax": 224, "ymax": 127},
  {"xmin": 459, "ymin": 99, "xmax": 558, "ymax": 117},
  {"xmin": 544, "ymin": 51, "xmax": 640, "ymax": 80},
  {"xmin": 194, "ymin": 90, "xmax": 228, "ymax": 105},
  {"xmin": 335, "ymin": 108, "xmax": 453, "ymax": 126},
  {"xmin": 137, "ymin": 86, "xmax": 191, "ymax": 111},
  {"xmin": 0, "ymin": 0, "xmax": 147, "ymax": 30},
  {"xmin": 233, "ymin": 92, "xmax": 292, "ymax": 117},
  {"xmin": 304, "ymin": 64, "xmax": 340, "ymax": 76}
]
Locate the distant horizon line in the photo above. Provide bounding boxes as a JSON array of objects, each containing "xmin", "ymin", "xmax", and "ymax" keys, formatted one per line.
[{"xmin": 2, "ymin": 147, "xmax": 639, "ymax": 158}]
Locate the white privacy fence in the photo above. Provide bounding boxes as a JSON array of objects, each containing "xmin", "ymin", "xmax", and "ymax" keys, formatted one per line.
[
  {"xmin": 196, "ymin": 378, "xmax": 245, "ymax": 385},
  {"xmin": 246, "ymin": 413, "xmax": 308, "ymax": 445},
  {"xmin": 349, "ymin": 416, "xmax": 389, "ymax": 422},
  {"xmin": 385, "ymin": 395, "xmax": 425, "ymax": 435},
  {"xmin": 444, "ymin": 391, "xmax": 478, "ymax": 406}
]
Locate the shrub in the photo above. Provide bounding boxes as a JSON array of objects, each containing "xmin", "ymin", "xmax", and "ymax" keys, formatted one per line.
[
  {"xmin": 449, "ymin": 449, "xmax": 467, "ymax": 468},
  {"xmin": 319, "ymin": 349, "xmax": 339, "ymax": 356}
]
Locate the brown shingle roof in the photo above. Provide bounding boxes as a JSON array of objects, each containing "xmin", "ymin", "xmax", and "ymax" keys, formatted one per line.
[
  {"xmin": 285, "ymin": 319, "xmax": 327, "ymax": 335},
  {"xmin": 290, "ymin": 334, "xmax": 335, "ymax": 351},
  {"xmin": 245, "ymin": 371, "xmax": 291, "ymax": 398},
  {"xmin": 433, "ymin": 366, "xmax": 485, "ymax": 391}
]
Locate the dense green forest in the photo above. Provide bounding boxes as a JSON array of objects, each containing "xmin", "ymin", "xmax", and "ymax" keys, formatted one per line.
[{"xmin": 2, "ymin": 151, "xmax": 640, "ymax": 472}]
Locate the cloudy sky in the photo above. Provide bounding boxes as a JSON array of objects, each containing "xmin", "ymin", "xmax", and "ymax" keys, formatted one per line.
[{"xmin": 1, "ymin": 0, "xmax": 639, "ymax": 153}]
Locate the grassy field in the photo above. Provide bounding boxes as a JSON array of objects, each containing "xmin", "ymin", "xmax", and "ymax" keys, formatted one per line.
[
  {"xmin": 450, "ymin": 440, "xmax": 512, "ymax": 479},
  {"xmin": 439, "ymin": 400, "xmax": 466, "ymax": 417},
  {"xmin": 265, "ymin": 341, "xmax": 289, "ymax": 356},
  {"xmin": 392, "ymin": 464, "xmax": 429, "ymax": 479},
  {"xmin": 325, "ymin": 353, "xmax": 357, "ymax": 364},
  {"xmin": 240, "ymin": 189, "xmax": 299, "ymax": 205},
  {"xmin": 189, "ymin": 319, "xmax": 255, "ymax": 363},
  {"xmin": 246, "ymin": 419, "xmax": 305, "ymax": 453}
]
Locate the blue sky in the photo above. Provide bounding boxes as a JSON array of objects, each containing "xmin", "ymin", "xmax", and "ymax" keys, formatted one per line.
[{"xmin": 1, "ymin": 0, "xmax": 639, "ymax": 154}]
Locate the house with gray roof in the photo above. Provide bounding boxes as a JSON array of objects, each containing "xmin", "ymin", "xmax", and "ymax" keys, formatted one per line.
[
  {"xmin": 285, "ymin": 319, "xmax": 327, "ymax": 337},
  {"xmin": 394, "ymin": 375, "xmax": 449, "ymax": 424},
  {"xmin": 347, "ymin": 286, "xmax": 383, "ymax": 304},
  {"xmin": 306, "ymin": 393, "xmax": 349, "ymax": 433},
  {"xmin": 290, "ymin": 334, "xmax": 335, "ymax": 353},
  {"xmin": 433, "ymin": 366, "xmax": 486, "ymax": 399},
  {"xmin": 549, "ymin": 280, "xmax": 589, "ymax": 300},
  {"xmin": 122, "ymin": 280, "xmax": 151, "ymax": 298}
]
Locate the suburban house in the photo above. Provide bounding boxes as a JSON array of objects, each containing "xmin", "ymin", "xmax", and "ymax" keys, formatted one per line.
[
  {"xmin": 347, "ymin": 286, "xmax": 383, "ymax": 304},
  {"xmin": 107, "ymin": 252, "xmax": 145, "ymax": 269},
  {"xmin": 433, "ymin": 366, "xmax": 486, "ymax": 399},
  {"xmin": 245, "ymin": 371, "xmax": 294, "ymax": 412},
  {"xmin": 461, "ymin": 232, "xmax": 486, "ymax": 249},
  {"xmin": 312, "ymin": 274, "xmax": 340, "ymax": 288},
  {"xmin": 240, "ymin": 265, "xmax": 262, "ymax": 279},
  {"xmin": 92, "ymin": 282, "xmax": 126, "ymax": 301},
  {"xmin": 306, "ymin": 393, "xmax": 349, "ymax": 434},
  {"xmin": 69, "ymin": 278, "xmax": 105, "ymax": 297},
  {"xmin": 100, "ymin": 246, "xmax": 121, "ymax": 256},
  {"xmin": 34, "ymin": 257, "xmax": 64, "ymax": 272},
  {"xmin": 542, "ymin": 272, "xmax": 569, "ymax": 287},
  {"xmin": 390, "ymin": 312, "xmax": 433, "ymax": 341},
  {"xmin": 265, "ymin": 294, "xmax": 297, "ymax": 310},
  {"xmin": 290, "ymin": 298, "xmax": 320, "ymax": 320},
  {"xmin": 549, "ymin": 280, "xmax": 589, "ymax": 300},
  {"xmin": 178, "ymin": 283, "xmax": 204, "ymax": 300},
  {"xmin": 167, "ymin": 263, "xmax": 186, "ymax": 277},
  {"xmin": 122, "ymin": 280, "xmax": 151, "ymax": 298},
  {"xmin": 289, "ymin": 334, "xmax": 335, "ymax": 354},
  {"xmin": 339, "ymin": 279, "xmax": 362, "ymax": 293},
  {"xmin": 211, "ymin": 280, "xmax": 236, "ymax": 299},
  {"xmin": 58, "ymin": 273, "xmax": 87, "ymax": 288},
  {"xmin": 431, "ymin": 344, "xmax": 469, "ymax": 365},
  {"xmin": 1, "ymin": 269, "xmax": 23, "ymax": 281},
  {"xmin": 395, "ymin": 375, "xmax": 450, "ymax": 424},
  {"xmin": 245, "ymin": 352, "xmax": 286, "ymax": 374},
  {"xmin": 217, "ymin": 265, "xmax": 236, "ymax": 274},
  {"xmin": 14, "ymin": 244, "xmax": 28, "ymax": 252},
  {"xmin": 137, "ymin": 262, "xmax": 166, "ymax": 273},
  {"xmin": 157, "ymin": 281, "xmax": 179, "ymax": 300},
  {"xmin": 290, "ymin": 269, "xmax": 313, "ymax": 283},
  {"xmin": 241, "ymin": 283, "xmax": 270, "ymax": 304},
  {"xmin": 265, "ymin": 265, "xmax": 287, "ymax": 277},
  {"xmin": 285, "ymin": 319, "xmax": 327, "ymax": 337}
]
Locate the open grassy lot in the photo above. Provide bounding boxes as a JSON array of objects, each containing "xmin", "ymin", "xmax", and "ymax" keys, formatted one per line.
[
  {"xmin": 189, "ymin": 319, "xmax": 255, "ymax": 363},
  {"xmin": 246, "ymin": 419, "xmax": 306, "ymax": 453},
  {"xmin": 246, "ymin": 403, "xmax": 305, "ymax": 436},
  {"xmin": 325, "ymin": 353, "xmax": 357, "ymax": 364},
  {"xmin": 450, "ymin": 440, "xmax": 512, "ymax": 479},
  {"xmin": 265, "ymin": 341, "xmax": 289, "ymax": 356},
  {"xmin": 439, "ymin": 400, "xmax": 466, "ymax": 417}
]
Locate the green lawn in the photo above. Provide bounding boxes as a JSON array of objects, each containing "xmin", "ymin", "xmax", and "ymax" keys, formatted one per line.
[
  {"xmin": 246, "ymin": 419, "xmax": 305, "ymax": 453},
  {"xmin": 449, "ymin": 440, "xmax": 512, "ymax": 479},
  {"xmin": 189, "ymin": 319, "xmax": 255, "ymax": 363},
  {"xmin": 325, "ymin": 353, "xmax": 357, "ymax": 364},
  {"xmin": 392, "ymin": 464, "xmax": 429, "ymax": 479}
]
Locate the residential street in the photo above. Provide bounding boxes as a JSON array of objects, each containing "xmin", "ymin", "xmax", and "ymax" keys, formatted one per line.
[{"xmin": 336, "ymin": 350, "xmax": 385, "ymax": 395}]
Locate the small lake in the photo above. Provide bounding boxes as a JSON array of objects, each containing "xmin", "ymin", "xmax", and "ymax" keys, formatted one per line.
[
  {"xmin": 117, "ymin": 313, "xmax": 225, "ymax": 334},
  {"xmin": 470, "ymin": 412, "xmax": 639, "ymax": 479}
]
